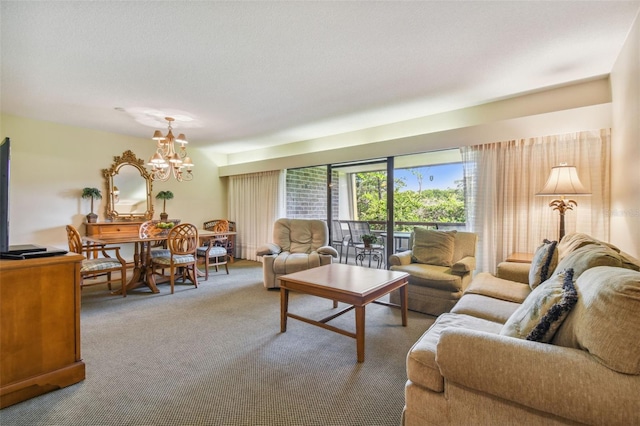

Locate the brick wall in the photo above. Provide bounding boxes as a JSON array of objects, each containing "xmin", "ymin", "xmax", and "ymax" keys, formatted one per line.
[{"xmin": 286, "ymin": 167, "xmax": 339, "ymax": 219}]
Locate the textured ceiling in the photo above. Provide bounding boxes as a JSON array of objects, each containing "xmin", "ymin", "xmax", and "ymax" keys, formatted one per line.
[{"xmin": 1, "ymin": 1, "xmax": 639, "ymax": 153}]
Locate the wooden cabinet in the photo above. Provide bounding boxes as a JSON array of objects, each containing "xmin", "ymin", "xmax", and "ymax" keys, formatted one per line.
[
  {"xmin": 85, "ymin": 221, "xmax": 142, "ymax": 239},
  {"xmin": 0, "ymin": 253, "xmax": 85, "ymax": 408}
]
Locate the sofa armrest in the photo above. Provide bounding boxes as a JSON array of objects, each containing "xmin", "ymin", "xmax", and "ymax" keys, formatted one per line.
[
  {"xmin": 317, "ymin": 245, "xmax": 339, "ymax": 258},
  {"xmin": 256, "ymin": 243, "xmax": 281, "ymax": 257},
  {"xmin": 389, "ymin": 250, "xmax": 413, "ymax": 266},
  {"xmin": 452, "ymin": 256, "xmax": 475, "ymax": 274},
  {"xmin": 496, "ymin": 261, "xmax": 530, "ymax": 283},
  {"xmin": 436, "ymin": 328, "xmax": 640, "ymax": 425}
]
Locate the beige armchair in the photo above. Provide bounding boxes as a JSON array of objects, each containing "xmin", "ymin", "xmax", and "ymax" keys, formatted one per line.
[
  {"xmin": 389, "ymin": 228, "xmax": 477, "ymax": 315},
  {"xmin": 257, "ymin": 218, "xmax": 338, "ymax": 289}
]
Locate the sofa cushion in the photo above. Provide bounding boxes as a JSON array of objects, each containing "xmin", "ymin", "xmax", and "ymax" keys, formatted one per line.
[
  {"xmin": 451, "ymin": 293, "xmax": 522, "ymax": 324},
  {"xmin": 273, "ymin": 251, "xmax": 322, "ymax": 274},
  {"xmin": 411, "ymin": 228, "xmax": 457, "ymax": 267},
  {"xmin": 407, "ymin": 313, "xmax": 502, "ymax": 392},
  {"xmin": 528, "ymin": 239, "xmax": 558, "ymax": 289},
  {"xmin": 557, "ymin": 232, "xmax": 620, "ymax": 260},
  {"xmin": 496, "ymin": 261, "xmax": 531, "ymax": 284},
  {"xmin": 500, "ymin": 269, "xmax": 577, "ymax": 343},
  {"xmin": 553, "ymin": 244, "xmax": 623, "ymax": 279},
  {"xmin": 391, "ymin": 263, "xmax": 462, "ymax": 292},
  {"xmin": 464, "ymin": 272, "xmax": 531, "ymax": 304},
  {"xmin": 273, "ymin": 218, "xmax": 328, "ymax": 254},
  {"xmin": 619, "ymin": 251, "xmax": 640, "ymax": 272},
  {"xmin": 552, "ymin": 266, "xmax": 640, "ymax": 374}
]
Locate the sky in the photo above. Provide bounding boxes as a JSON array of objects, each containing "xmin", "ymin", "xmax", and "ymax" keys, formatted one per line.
[{"xmin": 395, "ymin": 163, "xmax": 463, "ymax": 191}]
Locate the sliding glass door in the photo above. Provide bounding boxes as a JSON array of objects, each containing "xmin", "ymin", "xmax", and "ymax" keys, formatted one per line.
[{"xmin": 283, "ymin": 149, "xmax": 466, "ymax": 266}]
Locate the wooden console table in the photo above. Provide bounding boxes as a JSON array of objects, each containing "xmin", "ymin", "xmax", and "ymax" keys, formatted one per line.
[{"xmin": 0, "ymin": 253, "xmax": 86, "ymax": 408}]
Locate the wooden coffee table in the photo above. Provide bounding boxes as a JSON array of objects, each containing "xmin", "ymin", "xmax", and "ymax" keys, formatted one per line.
[{"xmin": 279, "ymin": 263, "xmax": 409, "ymax": 362}]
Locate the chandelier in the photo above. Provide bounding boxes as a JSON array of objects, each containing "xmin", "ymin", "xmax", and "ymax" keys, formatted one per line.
[{"xmin": 147, "ymin": 117, "xmax": 194, "ymax": 182}]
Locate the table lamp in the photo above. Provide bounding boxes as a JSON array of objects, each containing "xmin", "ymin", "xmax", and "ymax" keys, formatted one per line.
[{"xmin": 536, "ymin": 163, "xmax": 591, "ymax": 241}]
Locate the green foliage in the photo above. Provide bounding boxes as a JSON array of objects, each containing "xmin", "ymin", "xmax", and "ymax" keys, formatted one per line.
[
  {"xmin": 361, "ymin": 234, "xmax": 379, "ymax": 245},
  {"xmin": 81, "ymin": 187, "xmax": 102, "ymax": 215},
  {"xmin": 81, "ymin": 187, "xmax": 102, "ymax": 200},
  {"xmin": 155, "ymin": 191, "xmax": 174, "ymax": 200},
  {"xmin": 155, "ymin": 191, "xmax": 174, "ymax": 214},
  {"xmin": 355, "ymin": 172, "xmax": 465, "ymax": 228}
]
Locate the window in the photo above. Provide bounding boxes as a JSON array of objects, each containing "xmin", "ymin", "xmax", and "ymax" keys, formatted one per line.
[{"xmin": 284, "ymin": 149, "xmax": 465, "ymax": 231}]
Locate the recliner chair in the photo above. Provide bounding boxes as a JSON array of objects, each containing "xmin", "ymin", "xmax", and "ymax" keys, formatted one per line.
[{"xmin": 257, "ymin": 218, "xmax": 338, "ymax": 289}]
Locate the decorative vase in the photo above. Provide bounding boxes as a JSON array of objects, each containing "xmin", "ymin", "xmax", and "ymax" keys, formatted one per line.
[
  {"xmin": 86, "ymin": 212, "xmax": 98, "ymax": 223},
  {"xmin": 160, "ymin": 212, "xmax": 168, "ymax": 221}
]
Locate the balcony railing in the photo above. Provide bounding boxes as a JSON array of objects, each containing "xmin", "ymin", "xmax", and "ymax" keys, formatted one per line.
[{"xmin": 366, "ymin": 220, "xmax": 466, "ymax": 232}]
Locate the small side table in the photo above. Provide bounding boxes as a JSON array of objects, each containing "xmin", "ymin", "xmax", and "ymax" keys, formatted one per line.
[
  {"xmin": 355, "ymin": 245, "xmax": 384, "ymax": 268},
  {"xmin": 505, "ymin": 252, "xmax": 534, "ymax": 263}
]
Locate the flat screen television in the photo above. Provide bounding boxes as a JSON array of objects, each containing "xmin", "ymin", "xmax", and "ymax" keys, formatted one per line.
[{"xmin": 0, "ymin": 137, "xmax": 10, "ymax": 253}]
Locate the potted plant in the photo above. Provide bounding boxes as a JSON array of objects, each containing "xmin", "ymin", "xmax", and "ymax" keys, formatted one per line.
[
  {"xmin": 361, "ymin": 234, "xmax": 379, "ymax": 248},
  {"xmin": 155, "ymin": 190, "xmax": 174, "ymax": 221},
  {"xmin": 82, "ymin": 187, "xmax": 102, "ymax": 223}
]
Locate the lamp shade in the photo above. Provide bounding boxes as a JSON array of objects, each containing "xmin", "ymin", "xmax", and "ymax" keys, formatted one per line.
[
  {"xmin": 537, "ymin": 163, "xmax": 590, "ymax": 196},
  {"xmin": 152, "ymin": 130, "xmax": 164, "ymax": 141}
]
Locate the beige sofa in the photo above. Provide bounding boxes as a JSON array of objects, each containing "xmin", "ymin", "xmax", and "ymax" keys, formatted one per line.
[
  {"xmin": 257, "ymin": 218, "xmax": 337, "ymax": 288},
  {"xmin": 403, "ymin": 233, "xmax": 640, "ymax": 425}
]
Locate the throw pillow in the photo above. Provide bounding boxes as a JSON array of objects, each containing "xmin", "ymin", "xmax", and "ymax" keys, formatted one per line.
[
  {"xmin": 411, "ymin": 228, "xmax": 457, "ymax": 267},
  {"xmin": 528, "ymin": 239, "xmax": 558, "ymax": 290},
  {"xmin": 552, "ymin": 266, "xmax": 640, "ymax": 375},
  {"xmin": 500, "ymin": 268, "xmax": 578, "ymax": 343}
]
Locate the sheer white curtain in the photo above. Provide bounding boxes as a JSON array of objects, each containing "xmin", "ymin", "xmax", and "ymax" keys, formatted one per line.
[
  {"xmin": 228, "ymin": 170, "xmax": 285, "ymax": 261},
  {"xmin": 461, "ymin": 129, "xmax": 611, "ymax": 273}
]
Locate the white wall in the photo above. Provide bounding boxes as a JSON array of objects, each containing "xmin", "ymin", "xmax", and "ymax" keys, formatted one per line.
[
  {"xmin": 1, "ymin": 114, "xmax": 227, "ymax": 251},
  {"xmin": 610, "ymin": 12, "xmax": 640, "ymax": 258},
  {"xmin": 219, "ymin": 78, "xmax": 612, "ymax": 176}
]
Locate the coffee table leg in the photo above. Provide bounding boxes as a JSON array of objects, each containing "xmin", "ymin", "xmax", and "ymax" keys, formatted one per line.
[
  {"xmin": 355, "ymin": 305, "xmax": 365, "ymax": 362},
  {"xmin": 280, "ymin": 287, "xmax": 289, "ymax": 332},
  {"xmin": 400, "ymin": 284, "xmax": 408, "ymax": 326}
]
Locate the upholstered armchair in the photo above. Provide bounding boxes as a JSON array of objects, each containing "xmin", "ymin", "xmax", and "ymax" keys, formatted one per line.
[
  {"xmin": 257, "ymin": 218, "xmax": 338, "ymax": 289},
  {"xmin": 389, "ymin": 228, "xmax": 477, "ymax": 316}
]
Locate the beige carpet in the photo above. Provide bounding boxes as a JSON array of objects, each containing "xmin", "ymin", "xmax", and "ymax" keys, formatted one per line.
[{"xmin": 0, "ymin": 260, "xmax": 435, "ymax": 426}]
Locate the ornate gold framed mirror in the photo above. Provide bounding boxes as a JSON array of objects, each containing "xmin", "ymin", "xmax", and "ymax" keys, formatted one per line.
[{"xmin": 102, "ymin": 150, "xmax": 154, "ymax": 221}]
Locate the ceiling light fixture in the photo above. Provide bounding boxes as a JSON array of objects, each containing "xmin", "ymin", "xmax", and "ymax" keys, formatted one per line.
[{"xmin": 147, "ymin": 117, "xmax": 194, "ymax": 182}]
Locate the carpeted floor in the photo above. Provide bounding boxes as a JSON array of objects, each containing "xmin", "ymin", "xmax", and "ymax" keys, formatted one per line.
[{"xmin": 0, "ymin": 260, "xmax": 435, "ymax": 426}]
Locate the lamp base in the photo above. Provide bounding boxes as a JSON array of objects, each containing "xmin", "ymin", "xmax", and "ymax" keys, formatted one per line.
[{"xmin": 549, "ymin": 198, "xmax": 577, "ymax": 241}]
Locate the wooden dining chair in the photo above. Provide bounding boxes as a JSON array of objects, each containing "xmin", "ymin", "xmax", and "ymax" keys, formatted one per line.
[
  {"xmin": 66, "ymin": 224, "xmax": 128, "ymax": 296},
  {"xmin": 198, "ymin": 219, "xmax": 231, "ymax": 279},
  {"xmin": 203, "ymin": 219, "xmax": 235, "ymax": 262},
  {"xmin": 149, "ymin": 223, "xmax": 198, "ymax": 294},
  {"xmin": 138, "ymin": 220, "xmax": 171, "ymax": 258}
]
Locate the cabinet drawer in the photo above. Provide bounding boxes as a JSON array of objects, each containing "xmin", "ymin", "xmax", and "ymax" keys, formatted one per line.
[{"xmin": 85, "ymin": 222, "xmax": 142, "ymax": 238}]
